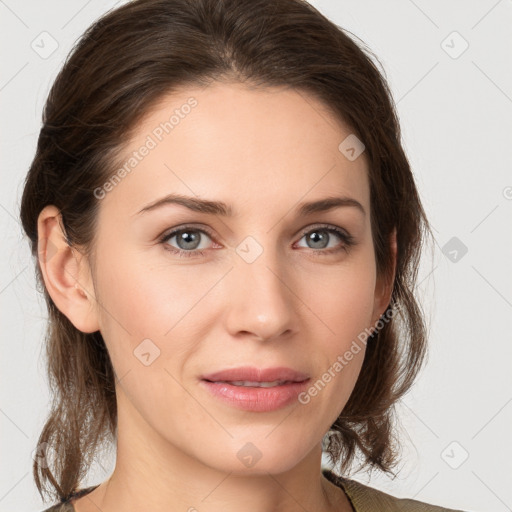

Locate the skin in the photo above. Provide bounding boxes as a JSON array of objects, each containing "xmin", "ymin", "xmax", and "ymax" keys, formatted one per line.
[{"xmin": 38, "ymin": 81, "xmax": 396, "ymax": 512}]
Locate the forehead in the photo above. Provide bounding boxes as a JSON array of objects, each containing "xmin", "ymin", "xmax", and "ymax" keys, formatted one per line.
[{"xmin": 102, "ymin": 81, "xmax": 370, "ymax": 219}]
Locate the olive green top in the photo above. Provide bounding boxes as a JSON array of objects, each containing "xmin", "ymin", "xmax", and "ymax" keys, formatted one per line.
[{"xmin": 40, "ymin": 469, "xmax": 469, "ymax": 511}]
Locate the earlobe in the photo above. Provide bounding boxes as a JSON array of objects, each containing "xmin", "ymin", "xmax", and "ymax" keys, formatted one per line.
[{"xmin": 37, "ymin": 205, "xmax": 100, "ymax": 333}]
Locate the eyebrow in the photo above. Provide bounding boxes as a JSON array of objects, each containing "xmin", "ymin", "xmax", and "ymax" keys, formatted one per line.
[{"xmin": 136, "ymin": 193, "xmax": 366, "ymax": 218}]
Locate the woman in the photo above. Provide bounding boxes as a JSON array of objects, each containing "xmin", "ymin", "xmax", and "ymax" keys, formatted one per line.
[{"xmin": 20, "ymin": 0, "xmax": 467, "ymax": 510}]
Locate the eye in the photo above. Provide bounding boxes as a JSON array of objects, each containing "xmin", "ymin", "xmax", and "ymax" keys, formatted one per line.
[
  {"xmin": 159, "ymin": 226, "xmax": 215, "ymax": 258},
  {"xmin": 295, "ymin": 225, "xmax": 355, "ymax": 256},
  {"xmin": 159, "ymin": 224, "xmax": 355, "ymax": 259}
]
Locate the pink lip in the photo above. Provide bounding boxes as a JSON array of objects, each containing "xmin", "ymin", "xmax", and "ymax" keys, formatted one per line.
[
  {"xmin": 201, "ymin": 366, "xmax": 310, "ymax": 383},
  {"xmin": 200, "ymin": 366, "xmax": 310, "ymax": 412}
]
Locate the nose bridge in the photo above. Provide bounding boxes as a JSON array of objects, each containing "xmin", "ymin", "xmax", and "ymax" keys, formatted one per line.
[{"xmin": 226, "ymin": 235, "xmax": 294, "ymax": 340}]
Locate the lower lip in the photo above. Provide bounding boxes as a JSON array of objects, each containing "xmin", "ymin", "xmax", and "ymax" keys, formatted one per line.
[{"xmin": 200, "ymin": 379, "xmax": 310, "ymax": 412}]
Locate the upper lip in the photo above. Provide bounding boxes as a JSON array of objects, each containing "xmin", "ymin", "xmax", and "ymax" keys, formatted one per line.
[{"xmin": 201, "ymin": 366, "xmax": 310, "ymax": 383}]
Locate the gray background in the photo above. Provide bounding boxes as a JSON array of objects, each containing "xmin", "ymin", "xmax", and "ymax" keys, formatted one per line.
[{"xmin": 1, "ymin": 0, "xmax": 511, "ymax": 511}]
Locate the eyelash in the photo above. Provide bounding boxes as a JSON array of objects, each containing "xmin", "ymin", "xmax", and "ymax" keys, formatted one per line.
[{"xmin": 158, "ymin": 224, "xmax": 355, "ymax": 259}]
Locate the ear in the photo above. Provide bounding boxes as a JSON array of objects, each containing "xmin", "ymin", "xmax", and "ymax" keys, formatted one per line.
[
  {"xmin": 37, "ymin": 205, "xmax": 100, "ymax": 333},
  {"xmin": 370, "ymin": 228, "xmax": 397, "ymax": 328}
]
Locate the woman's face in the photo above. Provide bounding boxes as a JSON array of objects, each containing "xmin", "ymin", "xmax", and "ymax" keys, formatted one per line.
[{"xmin": 84, "ymin": 82, "xmax": 392, "ymax": 475}]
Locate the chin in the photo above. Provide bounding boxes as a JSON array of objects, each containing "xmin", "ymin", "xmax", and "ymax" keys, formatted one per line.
[{"xmin": 231, "ymin": 441, "xmax": 309, "ymax": 475}]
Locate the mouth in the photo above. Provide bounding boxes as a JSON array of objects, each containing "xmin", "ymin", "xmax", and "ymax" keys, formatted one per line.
[
  {"xmin": 199, "ymin": 366, "xmax": 310, "ymax": 412},
  {"xmin": 201, "ymin": 365, "xmax": 310, "ymax": 384},
  {"xmin": 204, "ymin": 379, "xmax": 304, "ymax": 388}
]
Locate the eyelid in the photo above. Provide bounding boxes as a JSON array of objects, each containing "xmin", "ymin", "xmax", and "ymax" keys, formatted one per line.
[
  {"xmin": 158, "ymin": 224, "xmax": 216, "ymax": 246},
  {"xmin": 297, "ymin": 222, "xmax": 351, "ymax": 238}
]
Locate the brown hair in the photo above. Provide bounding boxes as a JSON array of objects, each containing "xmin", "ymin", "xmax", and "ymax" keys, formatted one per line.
[{"xmin": 20, "ymin": 0, "xmax": 433, "ymax": 503}]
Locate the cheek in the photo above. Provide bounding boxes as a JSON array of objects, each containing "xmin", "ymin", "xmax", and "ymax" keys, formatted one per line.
[
  {"xmin": 295, "ymin": 255, "xmax": 376, "ymax": 408},
  {"xmin": 93, "ymin": 242, "xmax": 190, "ymax": 337},
  {"xmin": 92, "ymin": 254, "xmax": 196, "ymax": 429},
  {"xmin": 298, "ymin": 252, "xmax": 377, "ymax": 341},
  {"xmin": 92, "ymin": 242, "xmax": 215, "ymax": 388}
]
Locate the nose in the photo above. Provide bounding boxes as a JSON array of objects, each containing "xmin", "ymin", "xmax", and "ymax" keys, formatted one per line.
[{"xmin": 224, "ymin": 247, "xmax": 296, "ymax": 342}]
